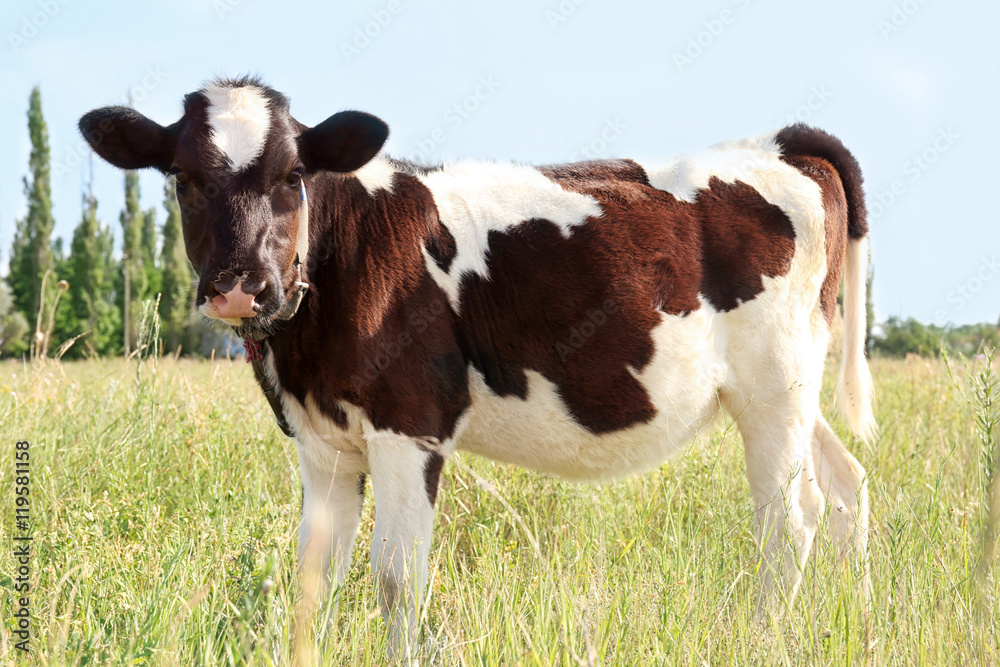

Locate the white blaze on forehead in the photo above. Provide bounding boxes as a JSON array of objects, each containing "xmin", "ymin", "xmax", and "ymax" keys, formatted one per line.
[{"xmin": 204, "ymin": 84, "xmax": 271, "ymax": 172}]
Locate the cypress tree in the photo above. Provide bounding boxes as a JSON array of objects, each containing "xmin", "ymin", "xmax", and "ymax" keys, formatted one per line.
[
  {"xmin": 120, "ymin": 170, "xmax": 145, "ymax": 355},
  {"xmin": 159, "ymin": 178, "xmax": 194, "ymax": 353},
  {"xmin": 142, "ymin": 202, "xmax": 160, "ymax": 290},
  {"xmin": 65, "ymin": 169, "xmax": 120, "ymax": 357},
  {"xmin": 6, "ymin": 86, "xmax": 55, "ymax": 325},
  {"xmin": 94, "ymin": 223, "xmax": 122, "ymax": 356}
]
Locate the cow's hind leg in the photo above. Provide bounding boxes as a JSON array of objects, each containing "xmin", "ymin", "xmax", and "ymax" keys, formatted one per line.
[
  {"xmin": 723, "ymin": 377, "xmax": 825, "ymax": 616},
  {"xmin": 812, "ymin": 415, "xmax": 870, "ymax": 597},
  {"xmin": 367, "ymin": 434, "xmax": 443, "ymax": 661}
]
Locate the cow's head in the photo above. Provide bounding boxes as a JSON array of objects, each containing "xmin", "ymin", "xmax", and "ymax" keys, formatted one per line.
[{"xmin": 79, "ymin": 76, "xmax": 388, "ymax": 330}]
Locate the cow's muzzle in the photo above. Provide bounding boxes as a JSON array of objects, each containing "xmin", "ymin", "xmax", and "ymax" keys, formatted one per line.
[
  {"xmin": 212, "ymin": 280, "xmax": 264, "ymax": 319},
  {"xmin": 200, "ymin": 272, "xmax": 267, "ymax": 323}
]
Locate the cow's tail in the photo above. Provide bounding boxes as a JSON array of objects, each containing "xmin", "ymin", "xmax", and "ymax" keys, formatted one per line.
[
  {"xmin": 838, "ymin": 235, "xmax": 876, "ymax": 443},
  {"xmin": 776, "ymin": 124, "xmax": 876, "ymax": 442}
]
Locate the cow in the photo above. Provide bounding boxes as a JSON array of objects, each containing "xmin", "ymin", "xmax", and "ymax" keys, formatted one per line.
[{"xmin": 79, "ymin": 76, "xmax": 875, "ymax": 659}]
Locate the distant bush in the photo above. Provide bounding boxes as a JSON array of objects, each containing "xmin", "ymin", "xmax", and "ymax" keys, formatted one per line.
[
  {"xmin": 871, "ymin": 316, "xmax": 1000, "ymax": 358},
  {"xmin": 0, "ymin": 283, "xmax": 29, "ymax": 357}
]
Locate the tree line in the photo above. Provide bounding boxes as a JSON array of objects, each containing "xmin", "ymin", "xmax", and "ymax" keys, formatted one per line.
[
  {"xmin": 870, "ymin": 318, "xmax": 1000, "ymax": 359},
  {"xmin": 0, "ymin": 87, "xmax": 997, "ymax": 360},
  {"xmin": 1, "ymin": 87, "xmax": 207, "ymax": 359}
]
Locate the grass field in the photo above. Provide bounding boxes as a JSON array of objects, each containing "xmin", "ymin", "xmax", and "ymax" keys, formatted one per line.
[{"xmin": 0, "ymin": 351, "xmax": 997, "ymax": 665}]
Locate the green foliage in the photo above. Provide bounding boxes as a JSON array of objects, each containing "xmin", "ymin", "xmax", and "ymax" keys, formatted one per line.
[
  {"xmin": 142, "ymin": 205, "xmax": 161, "ymax": 302},
  {"xmin": 5, "ymin": 86, "xmax": 55, "ymax": 324},
  {"xmin": 159, "ymin": 179, "xmax": 196, "ymax": 354},
  {"xmin": 872, "ymin": 317, "xmax": 1000, "ymax": 358},
  {"xmin": 872, "ymin": 316, "xmax": 947, "ymax": 357},
  {"xmin": 62, "ymin": 187, "xmax": 122, "ymax": 358},
  {"xmin": 119, "ymin": 170, "xmax": 146, "ymax": 354},
  {"xmin": 0, "ymin": 282, "xmax": 29, "ymax": 356},
  {"xmin": 969, "ymin": 351, "xmax": 999, "ymax": 588},
  {"xmin": 1, "ymin": 85, "xmax": 200, "ymax": 359},
  {"xmin": 948, "ymin": 324, "xmax": 1000, "ymax": 357}
]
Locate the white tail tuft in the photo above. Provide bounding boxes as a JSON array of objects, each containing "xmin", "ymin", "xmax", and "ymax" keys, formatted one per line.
[{"xmin": 837, "ymin": 237, "xmax": 877, "ymax": 442}]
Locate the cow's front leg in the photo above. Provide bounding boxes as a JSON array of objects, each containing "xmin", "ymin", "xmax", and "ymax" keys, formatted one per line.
[
  {"xmin": 367, "ymin": 434, "xmax": 443, "ymax": 660},
  {"xmin": 297, "ymin": 446, "xmax": 366, "ymax": 592}
]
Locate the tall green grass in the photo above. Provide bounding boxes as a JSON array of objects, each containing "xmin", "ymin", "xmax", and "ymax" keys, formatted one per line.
[{"xmin": 0, "ymin": 352, "xmax": 996, "ymax": 665}]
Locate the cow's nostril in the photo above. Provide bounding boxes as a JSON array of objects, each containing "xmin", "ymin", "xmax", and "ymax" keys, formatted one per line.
[
  {"xmin": 213, "ymin": 274, "xmax": 238, "ymax": 295},
  {"xmin": 208, "ymin": 273, "xmax": 265, "ymax": 319},
  {"xmin": 242, "ymin": 279, "xmax": 266, "ymax": 297}
]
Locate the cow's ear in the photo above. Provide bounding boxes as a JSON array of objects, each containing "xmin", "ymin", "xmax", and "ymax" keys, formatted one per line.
[
  {"xmin": 78, "ymin": 106, "xmax": 175, "ymax": 172},
  {"xmin": 297, "ymin": 111, "xmax": 389, "ymax": 173}
]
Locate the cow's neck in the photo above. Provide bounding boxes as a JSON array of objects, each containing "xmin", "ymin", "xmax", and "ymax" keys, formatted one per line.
[
  {"xmin": 264, "ymin": 168, "xmax": 438, "ymax": 402},
  {"xmin": 308, "ymin": 170, "xmax": 428, "ymax": 333}
]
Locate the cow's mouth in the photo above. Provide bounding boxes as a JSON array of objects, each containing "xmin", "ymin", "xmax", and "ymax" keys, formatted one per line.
[{"xmin": 201, "ymin": 279, "xmax": 309, "ymax": 336}]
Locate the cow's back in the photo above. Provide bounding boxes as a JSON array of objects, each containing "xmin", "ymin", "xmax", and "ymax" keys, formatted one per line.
[{"xmin": 404, "ymin": 133, "xmax": 836, "ymax": 479}]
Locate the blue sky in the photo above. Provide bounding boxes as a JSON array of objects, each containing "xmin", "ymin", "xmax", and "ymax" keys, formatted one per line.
[{"xmin": 1, "ymin": 0, "xmax": 996, "ymax": 326}]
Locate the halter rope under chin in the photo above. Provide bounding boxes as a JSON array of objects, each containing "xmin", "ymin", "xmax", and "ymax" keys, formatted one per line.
[{"xmin": 242, "ymin": 179, "xmax": 311, "ymax": 437}]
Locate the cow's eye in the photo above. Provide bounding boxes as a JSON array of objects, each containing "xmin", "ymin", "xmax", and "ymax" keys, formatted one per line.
[
  {"xmin": 285, "ymin": 169, "xmax": 303, "ymax": 189},
  {"xmin": 169, "ymin": 167, "xmax": 188, "ymax": 190}
]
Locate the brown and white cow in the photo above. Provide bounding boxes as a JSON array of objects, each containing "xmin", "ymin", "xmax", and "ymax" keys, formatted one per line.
[{"xmin": 80, "ymin": 76, "xmax": 875, "ymax": 658}]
